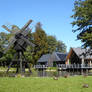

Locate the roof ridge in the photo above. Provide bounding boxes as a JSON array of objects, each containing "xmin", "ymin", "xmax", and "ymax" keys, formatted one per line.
[{"xmin": 55, "ymin": 52, "xmax": 67, "ymax": 54}]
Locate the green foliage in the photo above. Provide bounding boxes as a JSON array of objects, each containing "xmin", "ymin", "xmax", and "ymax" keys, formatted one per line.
[
  {"xmin": 47, "ymin": 36, "xmax": 66, "ymax": 53},
  {"xmin": 71, "ymin": 0, "xmax": 92, "ymax": 48},
  {"xmin": 47, "ymin": 35, "xmax": 57, "ymax": 53},
  {"xmin": 47, "ymin": 67, "xmax": 57, "ymax": 71},
  {"xmin": 0, "ymin": 32, "xmax": 8, "ymax": 52},
  {"xmin": 31, "ymin": 68, "xmax": 38, "ymax": 77},
  {"xmin": 53, "ymin": 71, "xmax": 58, "ymax": 77},
  {"xmin": 0, "ymin": 32, "xmax": 15, "ymax": 63},
  {"xmin": 24, "ymin": 46, "xmax": 34, "ymax": 64},
  {"xmin": 0, "ymin": 22, "xmax": 67, "ymax": 66},
  {"xmin": 32, "ymin": 22, "xmax": 48, "ymax": 64},
  {"xmin": 56, "ymin": 41, "xmax": 66, "ymax": 53}
]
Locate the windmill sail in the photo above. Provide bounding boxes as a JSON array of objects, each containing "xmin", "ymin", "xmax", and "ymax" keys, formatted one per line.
[
  {"xmin": 2, "ymin": 25, "xmax": 12, "ymax": 33},
  {"xmin": 4, "ymin": 37, "xmax": 16, "ymax": 53},
  {"xmin": 21, "ymin": 20, "xmax": 32, "ymax": 31},
  {"xmin": 20, "ymin": 36, "xmax": 35, "ymax": 47},
  {"xmin": 2, "ymin": 25, "xmax": 20, "ymax": 34},
  {"xmin": 3, "ymin": 19, "xmax": 34, "ymax": 53}
]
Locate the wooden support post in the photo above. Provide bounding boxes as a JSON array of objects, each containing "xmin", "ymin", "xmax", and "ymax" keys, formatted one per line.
[
  {"xmin": 81, "ymin": 69, "xmax": 83, "ymax": 75},
  {"xmin": 69, "ymin": 69, "xmax": 70, "ymax": 76},
  {"xmin": 77, "ymin": 64, "xmax": 78, "ymax": 74},
  {"xmin": 23, "ymin": 62, "xmax": 25, "ymax": 73},
  {"xmin": 73, "ymin": 65, "xmax": 74, "ymax": 75},
  {"xmin": 90, "ymin": 61, "xmax": 91, "ymax": 67},
  {"xmin": 86, "ymin": 69, "xmax": 88, "ymax": 75},
  {"xmin": 16, "ymin": 61, "xmax": 19, "ymax": 73},
  {"xmin": 19, "ymin": 52, "xmax": 23, "ymax": 75},
  {"xmin": 81, "ymin": 58, "xmax": 84, "ymax": 68},
  {"xmin": 81, "ymin": 58, "xmax": 84, "ymax": 75},
  {"xmin": 67, "ymin": 59, "xmax": 69, "ymax": 65}
]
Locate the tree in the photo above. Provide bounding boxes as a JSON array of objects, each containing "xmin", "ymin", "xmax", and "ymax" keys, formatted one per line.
[
  {"xmin": 47, "ymin": 35, "xmax": 57, "ymax": 53},
  {"xmin": 0, "ymin": 32, "xmax": 15, "ymax": 66},
  {"xmin": 32, "ymin": 22, "xmax": 48, "ymax": 64},
  {"xmin": 0, "ymin": 32, "xmax": 7, "ymax": 64},
  {"xmin": 56, "ymin": 41, "xmax": 66, "ymax": 53},
  {"xmin": 0, "ymin": 32, "xmax": 8, "ymax": 51},
  {"xmin": 71, "ymin": 0, "xmax": 92, "ymax": 48},
  {"xmin": 47, "ymin": 36, "xmax": 66, "ymax": 53},
  {"xmin": 0, "ymin": 25, "xmax": 22, "ymax": 65},
  {"xmin": 0, "ymin": 22, "xmax": 67, "ymax": 66}
]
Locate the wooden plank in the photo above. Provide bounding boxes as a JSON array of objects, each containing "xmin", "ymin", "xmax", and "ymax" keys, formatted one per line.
[{"xmin": 65, "ymin": 48, "xmax": 73, "ymax": 64}]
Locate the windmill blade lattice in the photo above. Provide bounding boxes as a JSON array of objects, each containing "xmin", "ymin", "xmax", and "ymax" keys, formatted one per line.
[{"xmin": 2, "ymin": 19, "xmax": 35, "ymax": 74}]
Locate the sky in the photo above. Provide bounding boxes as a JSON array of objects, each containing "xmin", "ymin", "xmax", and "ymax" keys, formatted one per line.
[{"xmin": 0, "ymin": 0, "xmax": 82, "ymax": 52}]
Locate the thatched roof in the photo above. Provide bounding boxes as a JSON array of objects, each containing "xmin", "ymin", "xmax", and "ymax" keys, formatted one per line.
[
  {"xmin": 72, "ymin": 47, "xmax": 92, "ymax": 59},
  {"xmin": 38, "ymin": 54, "xmax": 51, "ymax": 63},
  {"xmin": 37, "ymin": 52, "xmax": 67, "ymax": 63}
]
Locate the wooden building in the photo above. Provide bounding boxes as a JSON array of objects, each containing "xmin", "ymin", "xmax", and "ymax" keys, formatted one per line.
[
  {"xmin": 66, "ymin": 47, "xmax": 92, "ymax": 65},
  {"xmin": 57, "ymin": 47, "xmax": 92, "ymax": 70},
  {"xmin": 37, "ymin": 54, "xmax": 52, "ymax": 66},
  {"xmin": 51, "ymin": 52, "xmax": 67, "ymax": 66},
  {"xmin": 35, "ymin": 52, "xmax": 67, "ymax": 69},
  {"xmin": 36, "ymin": 47, "xmax": 92, "ymax": 70}
]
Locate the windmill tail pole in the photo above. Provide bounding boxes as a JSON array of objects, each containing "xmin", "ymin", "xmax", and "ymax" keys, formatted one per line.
[{"xmin": 21, "ymin": 20, "xmax": 32, "ymax": 31}]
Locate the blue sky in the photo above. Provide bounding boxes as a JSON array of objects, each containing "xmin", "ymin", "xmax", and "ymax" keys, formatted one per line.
[{"xmin": 0, "ymin": 0, "xmax": 82, "ymax": 52}]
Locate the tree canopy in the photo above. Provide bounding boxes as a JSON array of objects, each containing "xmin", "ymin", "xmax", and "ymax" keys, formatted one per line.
[
  {"xmin": 47, "ymin": 35, "xmax": 57, "ymax": 53},
  {"xmin": 47, "ymin": 36, "xmax": 66, "ymax": 53},
  {"xmin": 71, "ymin": 0, "xmax": 92, "ymax": 48},
  {"xmin": 32, "ymin": 22, "xmax": 48, "ymax": 64},
  {"xmin": 56, "ymin": 40, "xmax": 66, "ymax": 53},
  {"xmin": 0, "ymin": 22, "xmax": 67, "ymax": 65}
]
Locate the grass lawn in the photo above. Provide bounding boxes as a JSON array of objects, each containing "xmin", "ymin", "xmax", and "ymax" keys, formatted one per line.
[{"xmin": 0, "ymin": 76, "xmax": 92, "ymax": 92}]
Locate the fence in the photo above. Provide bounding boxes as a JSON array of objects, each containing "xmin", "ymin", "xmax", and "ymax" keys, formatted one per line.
[
  {"xmin": 34, "ymin": 65, "xmax": 48, "ymax": 69},
  {"xmin": 57, "ymin": 64, "xmax": 92, "ymax": 70}
]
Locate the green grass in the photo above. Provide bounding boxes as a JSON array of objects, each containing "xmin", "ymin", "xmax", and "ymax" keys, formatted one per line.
[
  {"xmin": 0, "ymin": 67, "xmax": 16, "ymax": 71},
  {"xmin": 0, "ymin": 76, "xmax": 92, "ymax": 92},
  {"xmin": 47, "ymin": 67, "xmax": 57, "ymax": 71},
  {"xmin": 0, "ymin": 67, "xmax": 38, "ymax": 77}
]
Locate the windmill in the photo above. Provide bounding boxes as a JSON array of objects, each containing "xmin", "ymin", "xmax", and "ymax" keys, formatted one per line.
[{"xmin": 2, "ymin": 20, "xmax": 35, "ymax": 74}]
